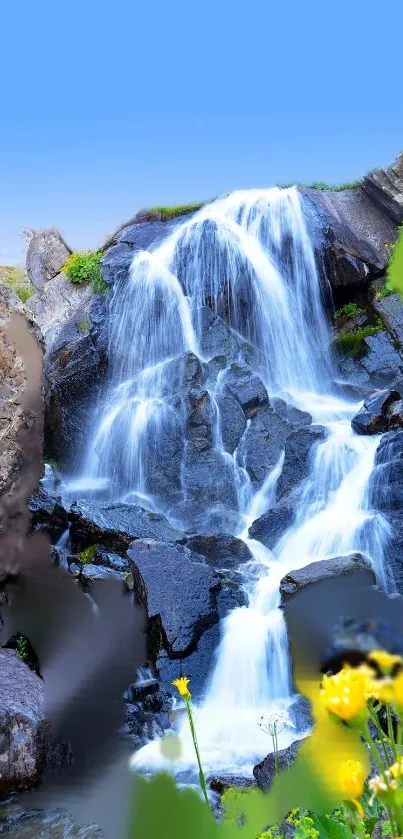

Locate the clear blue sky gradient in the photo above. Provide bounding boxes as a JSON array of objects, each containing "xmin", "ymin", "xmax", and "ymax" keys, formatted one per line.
[{"xmin": 1, "ymin": 0, "xmax": 402, "ymax": 264}]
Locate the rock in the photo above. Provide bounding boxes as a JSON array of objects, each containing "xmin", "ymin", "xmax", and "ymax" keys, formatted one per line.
[
  {"xmin": 197, "ymin": 306, "xmax": 245, "ymax": 362},
  {"xmin": 179, "ymin": 448, "xmax": 238, "ymax": 519},
  {"xmin": 0, "ymin": 648, "xmax": 69, "ymax": 793},
  {"xmin": 276, "ymin": 425, "xmax": 326, "ymax": 499},
  {"xmin": 78, "ymin": 563, "xmax": 127, "ymax": 586},
  {"xmin": 215, "ymin": 389, "xmax": 247, "ymax": 454},
  {"xmin": 369, "ymin": 430, "xmax": 403, "ymax": 588},
  {"xmin": 351, "ymin": 389, "xmax": 403, "ymax": 434},
  {"xmin": 253, "ymin": 740, "xmax": 303, "ymax": 792},
  {"xmin": 127, "ymin": 539, "xmax": 220, "ymax": 657},
  {"xmin": 185, "ymin": 534, "xmax": 252, "ymax": 570},
  {"xmin": 248, "ymin": 497, "xmax": 295, "ymax": 548},
  {"xmin": 363, "ymin": 152, "xmax": 403, "ymax": 224},
  {"xmin": 322, "ymin": 615, "xmax": 403, "ymax": 674},
  {"xmin": 25, "ymin": 229, "xmax": 71, "ymax": 291},
  {"xmin": 0, "ymin": 283, "xmax": 44, "ymax": 567},
  {"xmin": 27, "ymin": 272, "xmax": 93, "ymax": 353},
  {"xmin": 238, "ymin": 405, "xmax": 290, "ymax": 486},
  {"xmin": 156, "ymin": 623, "xmax": 221, "ymax": 699},
  {"xmin": 361, "ymin": 332, "xmax": 403, "ymax": 381},
  {"xmin": 100, "ymin": 242, "xmax": 134, "ymax": 287},
  {"xmin": 280, "ymin": 553, "xmax": 375, "ymax": 603},
  {"xmin": 374, "ymin": 292, "xmax": 403, "ymax": 347},
  {"xmin": 92, "ymin": 548, "xmax": 130, "ymax": 573},
  {"xmin": 223, "ymin": 363, "xmax": 268, "ymax": 418},
  {"xmin": 302, "ymin": 188, "xmax": 396, "ymax": 290},
  {"xmin": 44, "ymin": 331, "xmax": 107, "ymax": 465},
  {"xmin": 69, "ymin": 501, "xmax": 183, "ymax": 553},
  {"xmin": 270, "ymin": 398, "xmax": 312, "ymax": 429},
  {"xmin": 0, "ymin": 798, "xmax": 102, "ymax": 837},
  {"xmin": 208, "ymin": 775, "xmax": 256, "ymax": 794},
  {"xmin": 29, "ymin": 486, "xmax": 68, "ymax": 541}
]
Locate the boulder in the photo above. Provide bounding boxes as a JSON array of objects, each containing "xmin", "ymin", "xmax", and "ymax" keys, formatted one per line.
[
  {"xmin": 222, "ymin": 363, "xmax": 268, "ymax": 418},
  {"xmin": 248, "ymin": 497, "xmax": 295, "ymax": 549},
  {"xmin": 276, "ymin": 425, "xmax": 326, "ymax": 499},
  {"xmin": 185, "ymin": 534, "xmax": 252, "ymax": 570},
  {"xmin": 374, "ymin": 292, "xmax": 403, "ymax": 347},
  {"xmin": 238, "ymin": 405, "xmax": 294, "ymax": 487},
  {"xmin": 68, "ymin": 501, "xmax": 183, "ymax": 553},
  {"xmin": 362, "ymin": 152, "xmax": 403, "ymax": 225},
  {"xmin": 27, "ymin": 272, "xmax": 93, "ymax": 353},
  {"xmin": 351, "ymin": 389, "xmax": 403, "ymax": 434},
  {"xmin": 25, "ymin": 229, "xmax": 71, "ymax": 291},
  {"xmin": 156, "ymin": 623, "xmax": 221, "ymax": 698},
  {"xmin": 100, "ymin": 242, "xmax": 134, "ymax": 287},
  {"xmin": 216, "ymin": 389, "xmax": 247, "ymax": 454},
  {"xmin": 369, "ymin": 430, "xmax": 403, "ymax": 589},
  {"xmin": 360, "ymin": 332, "xmax": 403, "ymax": 382},
  {"xmin": 29, "ymin": 486, "xmax": 68, "ymax": 541},
  {"xmin": 0, "ymin": 648, "xmax": 69, "ymax": 793},
  {"xmin": 127, "ymin": 539, "xmax": 220, "ymax": 657},
  {"xmin": 280, "ymin": 553, "xmax": 375, "ymax": 603},
  {"xmin": 197, "ymin": 306, "xmax": 245, "ymax": 362},
  {"xmin": 302, "ymin": 188, "xmax": 396, "ymax": 290},
  {"xmin": 253, "ymin": 740, "xmax": 303, "ymax": 792}
]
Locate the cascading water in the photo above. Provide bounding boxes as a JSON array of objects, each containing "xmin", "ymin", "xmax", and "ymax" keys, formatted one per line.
[{"xmin": 75, "ymin": 186, "xmax": 392, "ymax": 776}]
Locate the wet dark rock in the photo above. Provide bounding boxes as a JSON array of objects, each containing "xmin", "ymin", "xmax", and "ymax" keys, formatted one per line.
[
  {"xmin": 78, "ymin": 563, "xmax": 127, "ymax": 586},
  {"xmin": 208, "ymin": 775, "xmax": 256, "ymax": 794},
  {"xmin": 223, "ymin": 363, "xmax": 268, "ymax": 417},
  {"xmin": 168, "ymin": 499, "xmax": 241, "ymax": 535},
  {"xmin": 270, "ymin": 398, "xmax": 312, "ymax": 429},
  {"xmin": 238, "ymin": 405, "xmax": 288, "ymax": 486},
  {"xmin": 127, "ymin": 539, "xmax": 220, "ymax": 658},
  {"xmin": 253, "ymin": 740, "xmax": 303, "ymax": 792},
  {"xmin": 351, "ymin": 389, "xmax": 403, "ymax": 434},
  {"xmin": 0, "ymin": 649, "xmax": 69, "ymax": 794},
  {"xmin": 322, "ymin": 615, "xmax": 403, "ymax": 674},
  {"xmin": 360, "ymin": 332, "xmax": 403, "ymax": 381},
  {"xmin": 100, "ymin": 242, "xmax": 134, "ymax": 287},
  {"xmin": 288, "ymin": 695, "xmax": 313, "ymax": 732},
  {"xmin": 215, "ymin": 390, "xmax": 247, "ymax": 454},
  {"xmin": 362, "ymin": 152, "xmax": 403, "ymax": 224},
  {"xmin": 156, "ymin": 623, "xmax": 221, "ymax": 699},
  {"xmin": 180, "ymin": 448, "xmax": 239, "ymax": 511},
  {"xmin": 248, "ymin": 497, "xmax": 294, "ymax": 548},
  {"xmin": 27, "ymin": 273, "xmax": 93, "ymax": 353},
  {"xmin": 369, "ymin": 430, "xmax": 403, "ymax": 588},
  {"xmin": 92, "ymin": 548, "xmax": 130, "ymax": 573},
  {"xmin": 302, "ymin": 187, "xmax": 396, "ymax": 290},
  {"xmin": 123, "ymin": 700, "xmax": 167, "ymax": 750},
  {"xmin": 374, "ymin": 292, "xmax": 403, "ymax": 347},
  {"xmin": 280, "ymin": 553, "xmax": 375, "ymax": 603},
  {"xmin": 29, "ymin": 486, "xmax": 68, "ymax": 541},
  {"xmin": 185, "ymin": 534, "xmax": 252, "ymax": 570},
  {"xmin": 68, "ymin": 501, "xmax": 183, "ymax": 553},
  {"xmin": 276, "ymin": 425, "xmax": 326, "ymax": 499},
  {"xmin": 198, "ymin": 306, "xmax": 244, "ymax": 362},
  {"xmin": 186, "ymin": 388, "xmax": 215, "ymax": 453},
  {"xmin": 44, "ymin": 332, "xmax": 107, "ymax": 466}
]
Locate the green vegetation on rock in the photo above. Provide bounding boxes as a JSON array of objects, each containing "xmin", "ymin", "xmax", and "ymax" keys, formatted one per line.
[
  {"xmin": 386, "ymin": 223, "xmax": 403, "ymax": 295},
  {"xmin": 77, "ymin": 545, "xmax": 96, "ymax": 564},
  {"xmin": 277, "ymin": 181, "xmax": 362, "ymax": 191},
  {"xmin": 334, "ymin": 302, "xmax": 365, "ymax": 320},
  {"xmin": 334, "ymin": 323, "xmax": 382, "ymax": 358},
  {"xmin": 62, "ymin": 250, "xmax": 108, "ymax": 293},
  {"xmin": 0, "ymin": 265, "xmax": 34, "ymax": 303},
  {"xmin": 138, "ymin": 203, "xmax": 205, "ymax": 221},
  {"xmin": 77, "ymin": 318, "xmax": 90, "ymax": 333}
]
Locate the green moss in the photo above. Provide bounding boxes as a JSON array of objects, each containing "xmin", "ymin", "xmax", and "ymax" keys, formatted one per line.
[
  {"xmin": 334, "ymin": 302, "xmax": 365, "ymax": 320},
  {"xmin": 334, "ymin": 323, "xmax": 382, "ymax": 358},
  {"xmin": 277, "ymin": 180, "xmax": 362, "ymax": 191},
  {"xmin": 138, "ymin": 203, "xmax": 205, "ymax": 221},
  {"xmin": 77, "ymin": 318, "xmax": 90, "ymax": 333},
  {"xmin": 0, "ymin": 264, "xmax": 34, "ymax": 303},
  {"xmin": 44, "ymin": 458, "xmax": 58, "ymax": 471},
  {"xmin": 78, "ymin": 545, "xmax": 96, "ymax": 564}
]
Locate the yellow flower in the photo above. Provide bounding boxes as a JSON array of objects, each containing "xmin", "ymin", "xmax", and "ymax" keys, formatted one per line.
[
  {"xmin": 367, "ymin": 676, "xmax": 395, "ymax": 703},
  {"xmin": 368, "ymin": 650, "xmax": 403, "ymax": 675},
  {"xmin": 172, "ymin": 676, "xmax": 191, "ymax": 699},
  {"xmin": 321, "ymin": 666, "xmax": 369, "ymax": 722},
  {"xmin": 389, "ymin": 758, "xmax": 403, "ymax": 779},
  {"xmin": 368, "ymin": 772, "xmax": 398, "ymax": 805},
  {"xmin": 340, "ymin": 758, "xmax": 365, "ymax": 798},
  {"xmin": 392, "ymin": 672, "xmax": 403, "ymax": 709}
]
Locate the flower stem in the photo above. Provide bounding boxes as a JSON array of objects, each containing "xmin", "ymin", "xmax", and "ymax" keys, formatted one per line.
[{"xmin": 184, "ymin": 696, "xmax": 210, "ymax": 808}]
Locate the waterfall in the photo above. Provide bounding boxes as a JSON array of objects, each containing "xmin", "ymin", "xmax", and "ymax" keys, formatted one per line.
[{"xmin": 75, "ymin": 187, "xmax": 391, "ymax": 776}]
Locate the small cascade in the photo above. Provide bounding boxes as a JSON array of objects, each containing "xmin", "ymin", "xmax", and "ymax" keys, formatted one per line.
[{"xmin": 71, "ymin": 186, "xmax": 393, "ymax": 776}]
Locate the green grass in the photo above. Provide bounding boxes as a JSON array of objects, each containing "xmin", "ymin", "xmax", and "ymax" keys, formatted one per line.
[
  {"xmin": 0, "ymin": 264, "xmax": 34, "ymax": 303},
  {"xmin": 78, "ymin": 545, "xmax": 96, "ymax": 564},
  {"xmin": 334, "ymin": 323, "xmax": 382, "ymax": 358},
  {"xmin": 334, "ymin": 302, "xmax": 365, "ymax": 320},
  {"xmin": 62, "ymin": 250, "xmax": 108, "ymax": 294},
  {"xmin": 278, "ymin": 180, "xmax": 362, "ymax": 191},
  {"xmin": 77, "ymin": 319, "xmax": 90, "ymax": 333},
  {"xmin": 137, "ymin": 203, "xmax": 205, "ymax": 221}
]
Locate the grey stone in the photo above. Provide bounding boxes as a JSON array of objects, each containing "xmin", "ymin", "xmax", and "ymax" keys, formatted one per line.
[
  {"xmin": 69, "ymin": 501, "xmax": 183, "ymax": 552},
  {"xmin": 280, "ymin": 553, "xmax": 375, "ymax": 603},
  {"xmin": 27, "ymin": 273, "xmax": 93, "ymax": 353},
  {"xmin": 223, "ymin": 363, "xmax": 268, "ymax": 417},
  {"xmin": 361, "ymin": 331, "xmax": 403, "ymax": 377},
  {"xmin": 374, "ymin": 293, "xmax": 403, "ymax": 346},
  {"xmin": 216, "ymin": 390, "xmax": 247, "ymax": 454},
  {"xmin": 248, "ymin": 497, "xmax": 295, "ymax": 548},
  {"xmin": 363, "ymin": 152, "xmax": 403, "ymax": 224},
  {"xmin": 29, "ymin": 486, "xmax": 68, "ymax": 541},
  {"xmin": 127, "ymin": 539, "xmax": 219, "ymax": 657},
  {"xmin": 0, "ymin": 649, "xmax": 68, "ymax": 793},
  {"xmin": 26, "ymin": 229, "xmax": 71, "ymax": 290},
  {"xmin": 351, "ymin": 389, "xmax": 403, "ymax": 434},
  {"xmin": 238, "ymin": 405, "xmax": 290, "ymax": 486},
  {"xmin": 253, "ymin": 740, "xmax": 303, "ymax": 792},
  {"xmin": 276, "ymin": 425, "xmax": 326, "ymax": 499}
]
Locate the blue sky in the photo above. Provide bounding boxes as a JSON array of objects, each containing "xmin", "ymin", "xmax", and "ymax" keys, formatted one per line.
[{"xmin": 1, "ymin": 0, "xmax": 402, "ymax": 265}]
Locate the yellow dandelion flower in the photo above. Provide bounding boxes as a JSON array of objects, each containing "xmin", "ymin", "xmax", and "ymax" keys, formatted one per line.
[
  {"xmin": 172, "ymin": 676, "xmax": 191, "ymax": 699},
  {"xmin": 368, "ymin": 650, "xmax": 403, "ymax": 675},
  {"xmin": 389, "ymin": 758, "xmax": 403, "ymax": 780},
  {"xmin": 340, "ymin": 758, "xmax": 366, "ymax": 798},
  {"xmin": 321, "ymin": 666, "xmax": 369, "ymax": 722},
  {"xmin": 392, "ymin": 671, "xmax": 403, "ymax": 710}
]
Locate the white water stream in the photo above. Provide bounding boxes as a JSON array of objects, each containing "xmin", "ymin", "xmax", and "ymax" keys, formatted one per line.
[{"xmin": 75, "ymin": 187, "xmax": 392, "ymax": 776}]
